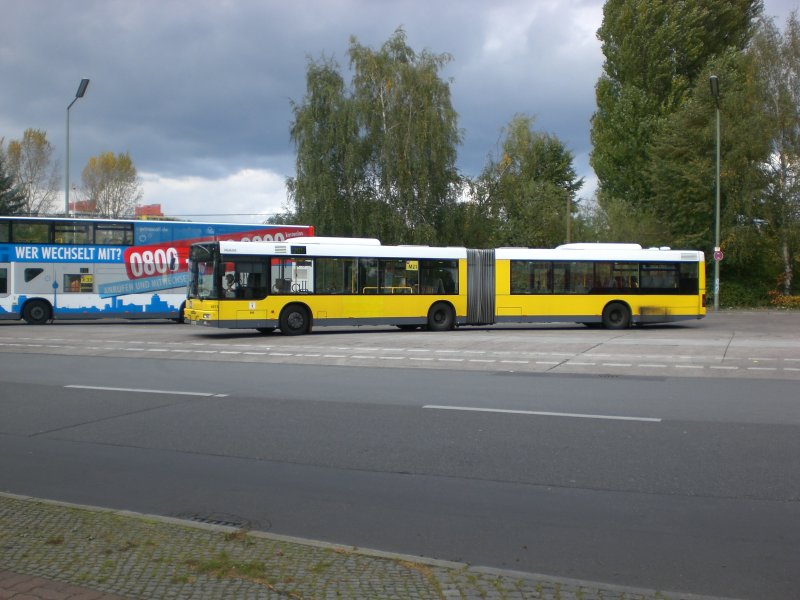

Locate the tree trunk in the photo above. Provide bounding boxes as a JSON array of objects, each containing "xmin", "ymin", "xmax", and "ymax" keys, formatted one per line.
[{"xmin": 782, "ymin": 239, "xmax": 793, "ymax": 296}]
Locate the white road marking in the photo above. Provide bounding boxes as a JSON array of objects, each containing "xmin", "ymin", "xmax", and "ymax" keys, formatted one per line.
[
  {"xmin": 423, "ymin": 405, "xmax": 661, "ymax": 423},
  {"xmin": 65, "ymin": 385, "xmax": 217, "ymax": 397}
]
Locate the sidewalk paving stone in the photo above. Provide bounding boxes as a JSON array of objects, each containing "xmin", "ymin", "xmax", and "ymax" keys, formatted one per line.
[{"xmin": 1, "ymin": 492, "xmax": 737, "ymax": 600}]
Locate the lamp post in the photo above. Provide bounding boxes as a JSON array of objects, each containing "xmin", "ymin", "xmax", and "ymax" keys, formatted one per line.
[
  {"xmin": 709, "ymin": 75, "xmax": 721, "ymax": 310},
  {"xmin": 65, "ymin": 78, "xmax": 90, "ymax": 216}
]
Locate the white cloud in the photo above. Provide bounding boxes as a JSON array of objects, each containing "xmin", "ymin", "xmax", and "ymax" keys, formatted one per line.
[{"xmin": 140, "ymin": 168, "xmax": 290, "ymax": 224}]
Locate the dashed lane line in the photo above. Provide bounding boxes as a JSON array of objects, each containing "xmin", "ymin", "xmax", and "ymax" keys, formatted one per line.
[
  {"xmin": 424, "ymin": 405, "xmax": 662, "ymax": 423},
  {"xmin": 65, "ymin": 385, "xmax": 227, "ymax": 398}
]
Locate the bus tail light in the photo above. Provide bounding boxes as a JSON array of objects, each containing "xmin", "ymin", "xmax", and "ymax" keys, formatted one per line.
[{"xmin": 702, "ymin": 294, "xmax": 706, "ymax": 307}]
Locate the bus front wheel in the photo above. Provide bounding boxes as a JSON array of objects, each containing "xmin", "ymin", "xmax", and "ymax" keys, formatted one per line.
[
  {"xmin": 279, "ymin": 305, "xmax": 310, "ymax": 336},
  {"xmin": 602, "ymin": 302, "xmax": 631, "ymax": 330},
  {"xmin": 427, "ymin": 302, "xmax": 455, "ymax": 332},
  {"xmin": 23, "ymin": 300, "xmax": 52, "ymax": 325}
]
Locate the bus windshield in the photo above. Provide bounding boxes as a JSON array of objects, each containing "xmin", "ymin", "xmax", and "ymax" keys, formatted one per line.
[{"xmin": 188, "ymin": 244, "xmax": 218, "ymax": 300}]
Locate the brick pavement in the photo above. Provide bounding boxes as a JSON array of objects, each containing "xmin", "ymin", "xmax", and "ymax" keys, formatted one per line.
[
  {"xmin": 0, "ymin": 570, "xmax": 129, "ymax": 599},
  {"xmin": 1, "ymin": 492, "xmax": 737, "ymax": 600}
]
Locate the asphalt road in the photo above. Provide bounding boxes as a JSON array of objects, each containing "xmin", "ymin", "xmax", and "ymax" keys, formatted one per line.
[{"xmin": 1, "ymin": 311, "xmax": 799, "ymax": 599}]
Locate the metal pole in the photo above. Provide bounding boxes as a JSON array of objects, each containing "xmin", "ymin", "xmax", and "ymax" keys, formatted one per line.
[
  {"xmin": 65, "ymin": 104, "xmax": 71, "ymax": 215},
  {"xmin": 714, "ymin": 103, "xmax": 720, "ymax": 310},
  {"xmin": 64, "ymin": 79, "xmax": 90, "ymax": 217},
  {"xmin": 709, "ymin": 75, "xmax": 721, "ymax": 311}
]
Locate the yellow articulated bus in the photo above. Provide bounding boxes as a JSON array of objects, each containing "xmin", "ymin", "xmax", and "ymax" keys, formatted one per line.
[{"xmin": 184, "ymin": 238, "xmax": 705, "ymax": 335}]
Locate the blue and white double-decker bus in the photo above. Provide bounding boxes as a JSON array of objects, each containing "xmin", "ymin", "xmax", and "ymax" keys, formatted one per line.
[{"xmin": 0, "ymin": 216, "xmax": 313, "ymax": 324}]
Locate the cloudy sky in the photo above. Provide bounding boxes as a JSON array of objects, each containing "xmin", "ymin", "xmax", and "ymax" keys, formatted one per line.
[{"xmin": 2, "ymin": 0, "xmax": 796, "ymax": 223}]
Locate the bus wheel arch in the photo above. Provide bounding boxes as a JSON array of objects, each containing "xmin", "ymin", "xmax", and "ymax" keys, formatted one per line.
[
  {"xmin": 279, "ymin": 303, "xmax": 312, "ymax": 336},
  {"xmin": 602, "ymin": 301, "xmax": 631, "ymax": 330},
  {"xmin": 22, "ymin": 299, "xmax": 52, "ymax": 325},
  {"xmin": 174, "ymin": 301, "xmax": 186, "ymax": 323},
  {"xmin": 427, "ymin": 301, "xmax": 455, "ymax": 331}
]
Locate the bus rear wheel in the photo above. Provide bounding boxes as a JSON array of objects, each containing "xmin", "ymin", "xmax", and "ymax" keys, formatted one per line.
[
  {"xmin": 279, "ymin": 304, "xmax": 310, "ymax": 336},
  {"xmin": 602, "ymin": 302, "xmax": 631, "ymax": 330},
  {"xmin": 427, "ymin": 302, "xmax": 455, "ymax": 331},
  {"xmin": 23, "ymin": 300, "xmax": 51, "ymax": 325}
]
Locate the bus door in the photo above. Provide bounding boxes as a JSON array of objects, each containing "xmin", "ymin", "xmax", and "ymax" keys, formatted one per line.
[
  {"xmin": 466, "ymin": 249, "xmax": 495, "ymax": 325},
  {"xmin": 0, "ymin": 262, "xmax": 10, "ymax": 307}
]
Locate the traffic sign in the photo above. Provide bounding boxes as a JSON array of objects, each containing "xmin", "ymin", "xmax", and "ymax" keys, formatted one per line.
[{"xmin": 713, "ymin": 250, "xmax": 724, "ymax": 262}]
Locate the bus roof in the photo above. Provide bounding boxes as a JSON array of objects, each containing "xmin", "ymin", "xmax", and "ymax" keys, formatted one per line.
[
  {"xmin": 495, "ymin": 244, "xmax": 704, "ymax": 262},
  {"xmin": 286, "ymin": 236, "xmax": 381, "ymax": 246},
  {"xmin": 0, "ymin": 215, "xmax": 312, "ymax": 229},
  {"xmin": 214, "ymin": 240, "xmax": 468, "ymax": 260},
  {"xmin": 202, "ymin": 238, "xmax": 703, "ymax": 262}
]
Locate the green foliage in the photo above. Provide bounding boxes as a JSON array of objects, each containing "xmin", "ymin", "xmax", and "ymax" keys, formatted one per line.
[
  {"xmin": 288, "ymin": 28, "xmax": 462, "ymax": 245},
  {"xmin": 0, "ymin": 145, "xmax": 26, "ymax": 215},
  {"xmin": 591, "ymin": 0, "xmax": 763, "ymax": 214},
  {"xmin": 749, "ymin": 13, "xmax": 800, "ymax": 296},
  {"xmin": 471, "ymin": 115, "xmax": 582, "ymax": 247},
  {"xmin": 648, "ymin": 50, "xmax": 771, "ymax": 252},
  {"xmin": 586, "ymin": 195, "xmax": 665, "ymax": 246},
  {"xmin": 718, "ymin": 275, "xmax": 774, "ymax": 307},
  {"xmin": 288, "ymin": 56, "xmax": 371, "ymax": 237}
]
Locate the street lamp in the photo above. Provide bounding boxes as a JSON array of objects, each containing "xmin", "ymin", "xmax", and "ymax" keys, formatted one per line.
[
  {"xmin": 709, "ymin": 75, "xmax": 721, "ymax": 310},
  {"xmin": 65, "ymin": 78, "xmax": 90, "ymax": 216}
]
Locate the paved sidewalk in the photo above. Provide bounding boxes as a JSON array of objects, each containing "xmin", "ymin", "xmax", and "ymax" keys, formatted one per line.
[{"xmin": 1, "ymin": 492, "xmax": 736, "ymax": 600}]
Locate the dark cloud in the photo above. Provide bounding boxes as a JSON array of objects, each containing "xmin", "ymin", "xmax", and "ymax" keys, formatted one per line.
[{"xmin": 2, "ymin": 0, "xmax": 796, "ymax": 218}]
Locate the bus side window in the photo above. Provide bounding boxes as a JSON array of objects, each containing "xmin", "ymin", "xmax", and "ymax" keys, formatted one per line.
[
  {"xmin": 24, "ymin": 268, "xmax": 44, "ymax": 283},
  {"xmin": 0, "ymin": 268, "xmax": 7, "ymax": 294}
]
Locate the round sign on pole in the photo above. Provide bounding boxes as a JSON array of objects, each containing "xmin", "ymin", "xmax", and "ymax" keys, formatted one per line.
[{"xmin": 713, "ymin": 250, "xmax": 724, "ymax": 262}]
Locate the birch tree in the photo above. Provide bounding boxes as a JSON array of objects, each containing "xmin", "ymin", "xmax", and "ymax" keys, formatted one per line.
[
  {"xmin": 81, "ymin": 151, "xmax": 142, "ymax": 218},
  {"xmin": 5, "ymin": 129, "xmax": 60, "ymax": 215}
]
